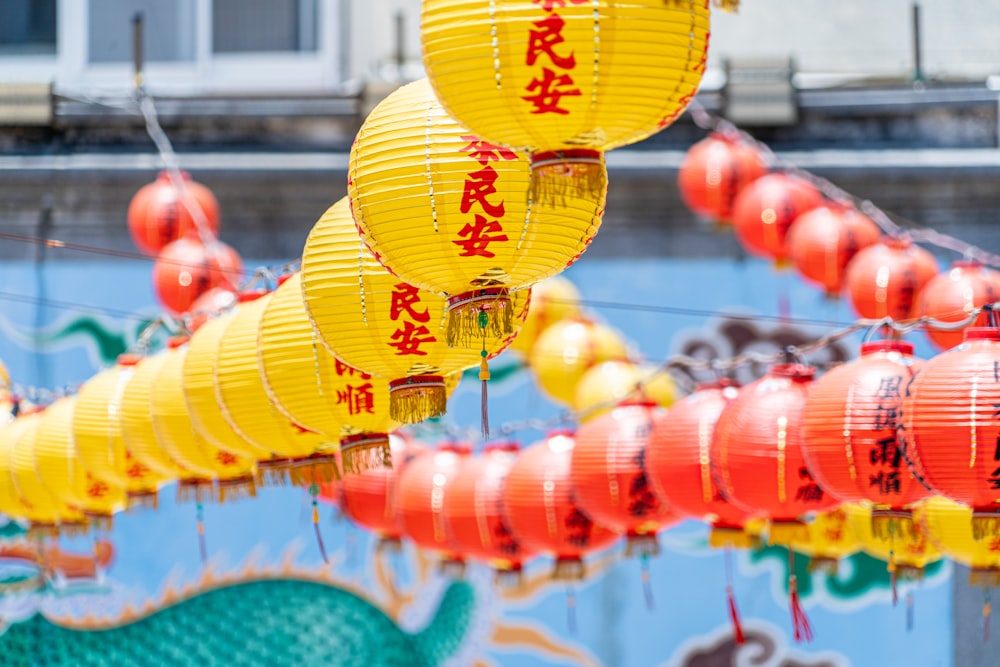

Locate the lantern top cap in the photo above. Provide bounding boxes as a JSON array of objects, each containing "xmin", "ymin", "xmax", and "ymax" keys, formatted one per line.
[
  {"xmin": 237, "ymin": 289, "xmax": 268, "ymax": 303},
  {"xmin": 547, "ymin": 428, "xmax": 576, "ymax": 438},
  {"xmin": 437, "ymin": 441, "xmax": 472, "ymax": 455},
  {"xmin": 116, "ymin": 353, "xmax": 142, "ymax": 367},
  {"xmin": 615, "ymin": 397, "xmax": 659, "ymax": 409},
  {"xmin": 951, "ymin": 259, "xmax": 982, "ymax": 269},
  {"xmin": 696, "ymin": 378, "xmax": 740, "ymax": 391},
  {"xmin": 768, "ymin": 363, "xmax": 815, "ymax": 381},
  {"xmin": 882, "ymin": 236, "xmax": 913, "ymax": 250},
  {"xmin": 276, "ymin": 274, "xmax": 295, "ymax": 286},
  {"xmin": 860, "ymin": 340, "xmax": 914, "ymax": 356},
  {"xmin": 167, "ymin": 335, "xmax": 189, "ymax": 349},
  {"xmin": 484, "ymin": 441, "xmax": 520, "ymax": 454},
  {"xmin": 156, "ymin": 169, "xmax": 191, "ymax": 182},
  {"xmin": 963, "ymin": 327, "xmax": 1000, "ymax": 342}
]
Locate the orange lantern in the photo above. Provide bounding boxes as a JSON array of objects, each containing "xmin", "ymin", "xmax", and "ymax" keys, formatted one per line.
[
  {"xmin": 348, "ymin": 78, "xmax": 605, "ymax": 348},
  {"xmin": 646, "ymin": 381, "xmax": 759, "ymax": 546},
  {"xmin": 442, "ymin": 442, "xmax": 536, "ymax": 577},
  {"xmin": 712, "ymin": 363, "xmax": 838, "ymax": 535},
  {"xmin": 902, "ymin": 328, "xmax": 1000, "ymax": 537},
  {"xmin": 127, "ymin": 170, "xmax": 220, "ymax": 256},
  {"xmin": 918, "ymin": 261, "xmax": 998, "ymax": 351},
  {"xmin": 397, "ymin": 442, "xmax": 471, "ymax": 570},
  {"xmin": 153, "ymin": 236, "xmax": 243, "ymax": 315},
  {"xmin": 844, "ymin": 236, "xmax": 938, "ymax": 321},
  {"xmin": 341, "ymin": 432, "xmax": 428, "ymax": 548},
  {"xmin": 802, "ymin": 341, "xmax": 929, "ymax": 535},
  {"xmin": 678, "ymin": 132, "xmax": 768, "ymax": 225},
  {"xmin": 502, "ymin": 430, "xmax": 618, "ymax": 580},
  {"xmin": 572, "ymin": 401, "xmax": 677, "ymax": 555},
  {"xmin": 302, "ymin": 197, "xmax": 527, "ymax": 426},
  {"xmin": 421, "ymin": 0, "xmax": 710, "ymax": 181},
  {"xmin": 731, "ymin": 173, "xmax": 822, "ymax": 265},
  {"xmin": 787, "ymin": 204, "xmax": 881, "ymax": 297}
]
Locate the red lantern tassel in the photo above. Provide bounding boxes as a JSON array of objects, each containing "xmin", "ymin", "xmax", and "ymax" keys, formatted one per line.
[
  {"xmin": 889, "ymin": 554, "xmax": 898, "ymax": 607},
  {"xmin": 788, "ymin": 550, "xmax": 813, "ymax": 643},
  {"xmin": 479, "ymin": 354, "xmax": 490, "ymax": 438},
  {"xmin": 727, "ymin": 585, "xmax": 746, "ymax": 645}
]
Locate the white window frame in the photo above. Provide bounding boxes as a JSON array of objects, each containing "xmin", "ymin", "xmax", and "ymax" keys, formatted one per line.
[{"xmin": 1, "ymin": 0, "xmax": 355, "ymax": 96}]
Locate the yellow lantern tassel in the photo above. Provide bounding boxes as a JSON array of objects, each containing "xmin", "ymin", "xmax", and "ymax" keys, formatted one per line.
[
  {"xmin": 446, "ymin": 288, "xmax": 514, "ymax": 348},
  {"xmin": 125, "ymin": 489, "xmax": 159, "ymax": 512},
  {"xmin": 888, "ymin": 553, "xmax": 898, "ymax": 606},
  {"xmin": 553, "ymin": 556, "xmax": 586, "ymax": 582},
  {"xmin": 970, "ymin": 568, "xmax": 1000, "ymax": 588},
  {"xmin": 288, "ymin": 453, "xmax": 341, "ymax": 487},
  {"xmin": 308, "ymin": 484, "xmax": 329, "ymax": 564},
  {"xmin": 871, "ymin": 508, "xmax": 915, "ymax": 541},
  {"xmin": 529, "ymin": 150, "xmax": 607, "ymax": 208},
  {"xmin": 56, "ymin": 520, "xmax": 90, "ymax": 539},
  {"xmin": 709, "ymin": 526, "xmax": 755, "ymax": 550},
  {"xmin": 176, "ymin": 478, "xmax": 215, "ymax": 505},
  {"xmin": 389, "ymin": 376, "xmax": 447, "ymax": 424},
  {"xmin": 807, "ymin": 556, "xmax": 839, "ymax": 575},
  {"xmin": 83, "ymin": 512, "xmax": 114, "ymax": 532},
  {"xmin": 480, "ymin": 352, "xmax": 491, "ymax": 439},
  {"xmin": 985, "ymin": 591, "xmax": 992, "ymax": 643},
  {"xmin": 214, "ymin": 475, "xmax": 258, "ymax": 504},
  {"xmin": 340, "ymin": 433, "xmax": 391, "ymax": 475},
  {"xmin": 712, "ymin": 0, "xmax": 740, "ymax": 12},
  {"xmin": 195, "ymin": 502, "xmax": 207, "ymax": 565},
  {"xmin": 971, "ymin": 511, "xmax": 1000, "ymax": 541},
  {"xmin": 768, "ymin": 520, "xmax": 810, "ymax": 546},
  {"xmin": 258, "ymin": 458, "xmax": 295, "ymax": 487}
]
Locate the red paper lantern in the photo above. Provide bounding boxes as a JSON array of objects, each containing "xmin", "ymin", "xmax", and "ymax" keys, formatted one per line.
[
  {"xmin": 502, "ymin": 430, "xmax": 618, "ymax": 580},
  {"xmin": 844, "ymin": 236, "xmax": 938, "ymax": 321},
  {"xmin": 572, "ymin": 401, "xmax": 677, "ymax": 556},
  {"xmin": 902, "ymin": 328, "xmax": 1000, "ymax": 535},
  {"xmin": 712, "ymin": 363, "xmax": 838, "ymax": 528},
  {"xmin": 398, "ymin": 442, "xmax": 471, "ymax": 567},
  {"xmin": 127, "ymin": 171, "xmax": 220, "ymax": 255},
  {"xmin": 919, "ymin": 261, "xmax": 998, "ymax": 351},
  {"xmin": 646, "ymin": 382, "xmax": 756, "ymax": 542},
  {"xmin": 152, "ymin": 236, "xmax": 243, "ymax": 315},
  {"xmin": 442, "ymin": 442, "xmax": 535, "ymax": 576},
  {"xmin": 731, "ymin": 173, "xmax": 822, "ymax": 264},
  {"xmin": 787, "ymin": 204, "xmax": 881, "ymax": 296},
  {"xmin": 678, "ymin": 133, "xmax": 768, "ymax": 225},
  {"xmin": 341, "ymin": 432, "xmax": 427, "ymax": 547},
  {"xmin": 801, "ymin": 341, "xmax": 929, "ymax": 513}
]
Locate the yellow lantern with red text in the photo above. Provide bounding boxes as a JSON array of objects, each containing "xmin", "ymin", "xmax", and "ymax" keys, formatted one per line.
[{"xmin": 349, "ymin": 78, "xmax": 604, "ymax": 348}]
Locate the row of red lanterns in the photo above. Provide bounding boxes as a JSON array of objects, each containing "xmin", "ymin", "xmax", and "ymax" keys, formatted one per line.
[{"xmin": 678, "ymin": 132, "xmax": 1000, "ymax": 351}]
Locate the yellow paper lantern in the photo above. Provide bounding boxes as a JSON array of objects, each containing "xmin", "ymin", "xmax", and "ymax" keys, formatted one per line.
[
  {"xmin": 183, "ymin": 311, "xmax": 272, "ymax": 463},
  {"xmin": 302, "ymin": 197, "xmax": 528, "ymax": 424},
  {"xmin": 573, "ymin": 361, "xmax": 678, "ymax": 422},
  {"xmin": 349, "ymin": 78, "xmax": 605, "ymax": 347},
  {"xmin": 73, "ymin": 355, "xmax": 173, "ymax": 508},
  {"xmin": 917, "ymin": 496, "xmax": 1000, "ymax": 585},
  {"xmin": 510, "ymin": 276, "xmax": 582, "ymax": 357},
  {"xmin": 530, "ymin": 317, "xmax": 628, "ymax": 406},
  {"xmin": 0, "ymin": 419, "xmax": 32, "ymax": 522},
  {"xmin": 35, "ymin": 396, "xmax": 127, "ymax": 525},
  {"xmin": 153, "ymin": 341, "xmax": 257, "ymax": 503},
  {"xmin": 421, "ymin": 0, "xmax": 710, "ymax": 189},
  {"xmin": 10, "ymin": 412, "xmax": 85, "ymax": 530},
  {"xmin": 846, "ymin": 503, "xmax": 942, "ymax": 578},
  {"xmin": 215, "ymin": 290, "xmax": 338, "ymax": 483},
  {"xmin": 120, "ymin": 352, "xmax": 192, "ymax": 480},
  {"xmin": 0, "ymin": 357, "xmax": 12, "ymax": 420}
]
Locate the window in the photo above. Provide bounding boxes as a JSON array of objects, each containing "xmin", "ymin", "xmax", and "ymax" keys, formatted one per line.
[
  {"xmin": 88, "ymin": 0, "xmax": 196, "ymax": 63},
  {"xmin": 213, "ymin": 0, "xmax": 318, "ymax": 53},
  {"xmin": 0, "ymin": 0, "xmax": 57, "ymax": 55}
]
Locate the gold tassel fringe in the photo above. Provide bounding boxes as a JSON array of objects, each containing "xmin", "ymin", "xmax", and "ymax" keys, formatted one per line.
[
  {"xmin": 439, "ymin": 557, "xmax": 466, "ymax": 579},
  {"xmin": 807, "ymin": 557, "xmax": 839, "ymax": 575},
  {"xmin": 552, "ymin": 556, "xmax": 586, "ymax": 582},
  {"xmin": 376, "ymin": 536, "xmax": 403, "ymax": 552},
  {"xmin": 125, "ymin": 489, "xmax": 159, "ymax": 512},
  {"xmin": 215, "ymin": 475, "xmax": 258, "ymax": 504},
  {"xmin": 258, "ymin": 458, "xmax": 295, "ymax": 488},
  {"xmin": 340, "ymin": 433, "xmax": 391, "ymax": 475},
  {"xmin": 969, "ymin": 568, "xmax": 1000, "ymax": 588},
  {"xmin": 871, "ymin": 509, "xmax": 915, "ymax": 541},
  {"xmin": 27, "ymin": 522, "xmax": 58, "ymax": 539},
  {"xmin": 56, "ymin": 520, "xmax": 91, "ymax": 538},
  {"xmin": 709, "ymin": 526, "xmax": 755, "ymax": 550},
  {"xmin": 446, "ymin": 289, "xmax": 514, "ymax": 349},
  {"xmin": 529, "ymin": 150, "xmax": 606, "ymax": 209},
  {"xmin": 712, "ymin": 0, "xmax": 739, "ymax": 12},
  {"xmin": 972, "ymin": 512, "xmax": 1000, "ymax": 541},
  {"xmin": 176, "ymin": 479, "xmax": 216, "ymax": 505},
  {"xmin": 389, "ymin": 376, "xmax": 447, "ymax": 424},
  {"xmin": 767, "ymin": 520, "xmax": 810, "ymax": 547},
  {"xmin": 288, "ymin": 454, "xmax": 341, "ymax": 486},
  {"xmin": 896, "ymin": 565, "xmax": 925, "ymax": 581},
  {"xmin": 624, "ymin": 533, "xmax": 661, "ymax": 559},
  {"xmin": 493, "ymin": 563, "xmax": 524, "ymax": 588},
  {"xmin": 83, "ymin": 512, "xmax": 114, "ymax": 532}
]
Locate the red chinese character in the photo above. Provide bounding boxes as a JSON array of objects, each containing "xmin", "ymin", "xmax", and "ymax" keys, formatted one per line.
[
  {"xmin": 526, "ymin": 14, "xmax": 576, "ymax": 69},
  {"xmin": 388, "ymin": 321, "xmax": 436, "ymax": 356},
  {"xmin": 390, "ymin": 283, "xmax": 430, "ymax": 323},
  {"xmin": 533, "ymin": 0, "xmax": 588, "ymax": 12},
  {"xmin": 217, "ymin": 451, "xmax": 239, "ymax": 466},
  {"xmin": 126, "ymin": 461, "xmax": 149, "ymax": 479},
  {"xmin": 523, "ymin": 68, "xmax": 581, "ymax": 115},
  {"xmin": 337, "ymin": 383, "xmax": 376, "ymax": 416},
  {"xmin": 453, "ymin": 215, "xmax": 509, "ymax": 258},
  {"xmin": 87, "ymin": 478, "xmax": 110, "ymax": 499},
  {"xmin": 334, "ymin": 359, "xmax": 372, "ymax": 380},
  {"xmin": 460, "ymin": 166, "xmax": 506, "ymax": 218},
  {"xmin": 459, "ymin": 136, "xmax": 518, "ymax": 166}
]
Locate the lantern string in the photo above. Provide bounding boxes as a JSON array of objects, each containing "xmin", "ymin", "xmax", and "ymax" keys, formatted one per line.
[
  {"xmin": 565, "ymin": 585, "xmax": 577, "ymax": 635},
  {"xmin": 195, "ymin": 502, "xmax": 207, "ymax": 566},
  {"xmin": 308, "ymin": 483, "xmax": 329, "ymax": 565},
  {"xmin": 906, "ymin": 590, "xmax": 915, "ymax": 633},
  {"xmin": 685, "ymin": 98, "xmax": 1000, "ymax": 270},
  {"xmin": 640, "ymin": 554, "xmax": 654, "ymax": 611}
]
